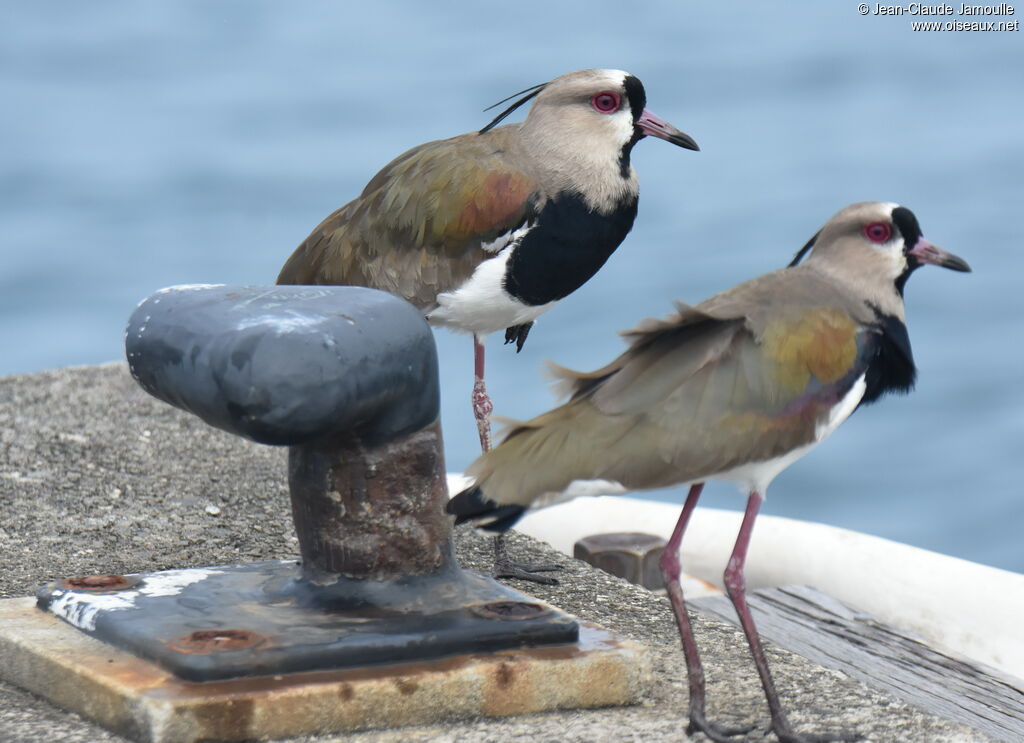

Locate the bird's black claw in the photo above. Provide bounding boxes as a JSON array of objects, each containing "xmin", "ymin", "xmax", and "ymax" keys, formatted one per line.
[
  {"xmin": 685, "ymin": 712, "xmax": 757, "ymax": 742},
  {"xmin": 493, "ymin": 558, "xmax": 561, "ymax": 585},
  {"xmin": 503, "ymin": 322, "xmax": 533, "ymax": 353},
  {"xmin": 491, "ymin": 532, "xmax": 560, "ymax": 584}
]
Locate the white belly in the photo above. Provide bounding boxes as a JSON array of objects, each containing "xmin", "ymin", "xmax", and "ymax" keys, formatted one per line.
[
  {"xmin": 707, "ymin": 374, "xmax": 868, "ymax": 496},
  {"xmin": 427, "ymin": 248, "xmax": 557, "ymax": 335}
]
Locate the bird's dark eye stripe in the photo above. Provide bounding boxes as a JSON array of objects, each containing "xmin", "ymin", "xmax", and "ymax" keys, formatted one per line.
[{"xmin": 622, "ymin": 74, "xmax": 647, "ymax": 123}]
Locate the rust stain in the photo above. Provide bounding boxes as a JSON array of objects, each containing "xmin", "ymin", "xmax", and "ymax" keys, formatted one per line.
[
  {"xmin": 469, "ymin": 601, "xmax": 550, "ymax": 621},
  {"xmin": 189, "ymin": 696, "xmax": 256, "ymax": 739},
  {"xmin": 137, "ymin": 623, "xmax": 624, "ymax": 700},
  {"xmin": 482, "ymin": 659, "xmax": 532, "ymax": 716},
  {"xmin": 156, "ymin": 653, "xmax": 474, "ymax": 700},
  {"xmin": 166, "ymin": 629, "xmax": 271, "ymax": 655},
  {"xmin": 145, "ymin": 625, "xmax": 625, "ymax": 702},
  {"xmin": 495, "ymin": 662, "xmax": 515, "ymax": 689},
  {"xmin": 63, "ymin": 574, "xmax": 136, "ymax": 591},
  {"xmin": 293, "ymin": 422, "xmax": 450, "ymax": 580},
  {"xmin": 0, "ymin": 602, "xmax": 649, "ymax": 739},
  {"xmin": 392, "ymin": 678, "xmax": 418, "ymax": 695}
]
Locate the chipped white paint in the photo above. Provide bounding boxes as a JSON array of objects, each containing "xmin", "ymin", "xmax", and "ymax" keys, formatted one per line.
[
  {"xmin": 234, "ymin": 311, "xmax": 325, "ymax": 333},
  {"xmin": 47, "ymin": 567, "xmax": 224, "ymax": 632},
  {"xmin": 132, "ymin": 285, "xmax": 223, "ymax": 317},
  {"xmin": 231, "ymin": 285, "xmax": 347, "ymax": 311}
]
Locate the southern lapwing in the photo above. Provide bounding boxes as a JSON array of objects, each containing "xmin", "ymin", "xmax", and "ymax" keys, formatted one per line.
[
  {"xmin": 277, "ymin": 68, "xmax": 699, "ymax": 583},
  {"xmin": 448, "ymin": 202, "xmax": 970, "ymax": 741}
]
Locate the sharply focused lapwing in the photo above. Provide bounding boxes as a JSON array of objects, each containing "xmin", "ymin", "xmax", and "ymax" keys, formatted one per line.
[
  {"xmin": 448, "ymin": 202, "xmax": 971, "ymax": 741},
  {"xmin": 277, "ymin": 68, "xmax": 699, "ymax": 583}
]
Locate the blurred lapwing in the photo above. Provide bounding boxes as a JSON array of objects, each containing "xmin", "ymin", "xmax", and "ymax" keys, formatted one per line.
[
  {"xmin": 448, "ymin": 202, "xmax": 970, "ymax": 741},
  {"xmin": 278, "ymin": 68, "xmax": 699, "ymax": 583}
]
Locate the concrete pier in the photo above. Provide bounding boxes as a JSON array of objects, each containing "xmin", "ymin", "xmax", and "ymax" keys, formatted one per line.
[{"xmin": 0, "ymin": 364, "xmax": 998, "ymax": 742}]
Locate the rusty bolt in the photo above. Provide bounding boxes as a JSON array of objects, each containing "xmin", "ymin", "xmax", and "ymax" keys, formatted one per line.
[
  {"xmin": 470, "ymin": 601, "xmax": 550, "ymax": 621},
  {"xmin": 62, "ymin": 574, "xmax": 137, "ymax": 591},
  {"xmin": 167, "ymin": 629, "xmax": 270, "ymax": 654},
  {"xmin": 574, "ymin": 532, "xmax": 667, "ymax": 590}
]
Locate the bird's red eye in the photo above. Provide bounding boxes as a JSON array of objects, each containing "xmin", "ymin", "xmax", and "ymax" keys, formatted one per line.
[
  {"xmin": 591, "ymin": 92, "xmax": 621, "ymax": 114},
  {"xmin": 863, "ymin": 222, "xmax": 892, "ymax": 243}
]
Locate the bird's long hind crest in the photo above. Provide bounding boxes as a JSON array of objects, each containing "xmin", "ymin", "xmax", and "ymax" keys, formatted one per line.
[
  {"xmin": 479, "ymin": 81, "xmax": 548, "ymax": 134},
  {"xmin": 788, "ymin": 229, "xmax": 821, "ymax": 267}
]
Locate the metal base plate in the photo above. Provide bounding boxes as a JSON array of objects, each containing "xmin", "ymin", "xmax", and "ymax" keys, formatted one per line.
[
  {"xmin": 36, "ymin": 560, "xmax": 578, "ymax": 682},
  {"xmin": 0, "ymin": 597, "xmax": 650, "ymax": 743}
]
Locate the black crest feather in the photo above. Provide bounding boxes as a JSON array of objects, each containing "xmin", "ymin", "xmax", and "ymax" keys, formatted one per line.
[
  {"xmin": 788, "ymin": 229, "xmax": 820, "ymax": 267},
  {"xmin": 479, "ymin": 81, "xmax": 547, "ymax": 134}
]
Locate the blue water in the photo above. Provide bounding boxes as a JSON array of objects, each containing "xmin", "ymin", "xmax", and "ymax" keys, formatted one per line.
[{"xmin": 2, "ymin": 2, "xmax": 1022, "ymax": 571}]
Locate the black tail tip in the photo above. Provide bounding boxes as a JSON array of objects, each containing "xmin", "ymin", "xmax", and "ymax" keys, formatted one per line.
[{"xmin": 447, "ymin": 486, "xmax": 526, "ymax": 533}]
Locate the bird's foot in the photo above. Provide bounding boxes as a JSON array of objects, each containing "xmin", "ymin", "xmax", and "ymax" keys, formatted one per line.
[
  {"xmin": 492, "ymin": 556, "xmax": 561, "ymax": 585},
  {"xmin": 491, "ymin": 533, "xmax": 560, "ymax": 584},
  {"xmin": 685, "ymin": 710, "xmax": 757, "ymax": 742}
]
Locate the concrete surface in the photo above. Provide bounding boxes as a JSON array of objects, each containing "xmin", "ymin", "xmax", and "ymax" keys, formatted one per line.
[{"xmin": 0, "ymin": 364, "xmax": 996, "ymax": 742}]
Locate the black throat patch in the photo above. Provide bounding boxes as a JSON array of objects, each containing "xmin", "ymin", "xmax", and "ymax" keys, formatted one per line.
[
  {"xmin": 861, "ymin": 309, "xmax": 917, "ymax": 406},
  {"xmin": 503, "ymin": 191, "xmax": 639, "ymax": 306}
]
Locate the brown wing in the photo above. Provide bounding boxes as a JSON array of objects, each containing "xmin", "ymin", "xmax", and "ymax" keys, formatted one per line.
[
  {"xmin": 469, "ymin": 271, "xmax": 873, "ymax": 506},
  {"xmin": 276, "ymin": 127, "xmax": 540, "ymax": 311}
]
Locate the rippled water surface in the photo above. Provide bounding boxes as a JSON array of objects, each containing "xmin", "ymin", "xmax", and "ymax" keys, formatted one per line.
[{"xmin": 2, "ymin": 2, "xmax": 1021, "ymax": 570}]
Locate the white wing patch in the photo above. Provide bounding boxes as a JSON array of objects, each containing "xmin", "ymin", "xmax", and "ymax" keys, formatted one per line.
[{"xmin": 480, "ymin": 223, "xmax": 533, "ymax": 254}]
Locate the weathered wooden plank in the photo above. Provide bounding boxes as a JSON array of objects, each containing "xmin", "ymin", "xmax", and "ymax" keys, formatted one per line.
[{"xmin": 692, "ymin": 585, "xmax": 1024, "ymax": 742}]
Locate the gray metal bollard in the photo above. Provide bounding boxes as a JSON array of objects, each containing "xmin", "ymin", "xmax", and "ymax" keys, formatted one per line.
[
  {"xmin": 125, "ymin": 284, "xmax": 446, "ymax": 584},
  {"xmin": 124, "ymin": 284, "xmax": 438, "ymax": 447},
  {"xmin": 37, "ymin": 284, "xmax": 577, "ymax": 682}
]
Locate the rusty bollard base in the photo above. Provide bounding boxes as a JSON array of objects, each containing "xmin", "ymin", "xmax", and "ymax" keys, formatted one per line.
[
  {"xmin": 1, "ymin": 581, "xmax": 650, "ymax": 743},
  {"xmin": 35, "ymin": 559, "xmax": 579, "ymax": 682}
]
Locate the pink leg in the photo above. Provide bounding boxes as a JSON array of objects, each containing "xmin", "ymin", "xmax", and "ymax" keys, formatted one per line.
[
  {"xmin": 472, "ymin": 334, "xmax": 493, "ymax": 453},
  {"xmin": 660, "ymin": 484, "xmax": 753, "ymax": 741},
  {"xmin": 724, "ymin": 492, "xmax": 859, "ymax": 743},
  {"xmin": 471, "ymin": 334, "xmax": 558, "ymax": 584}
]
